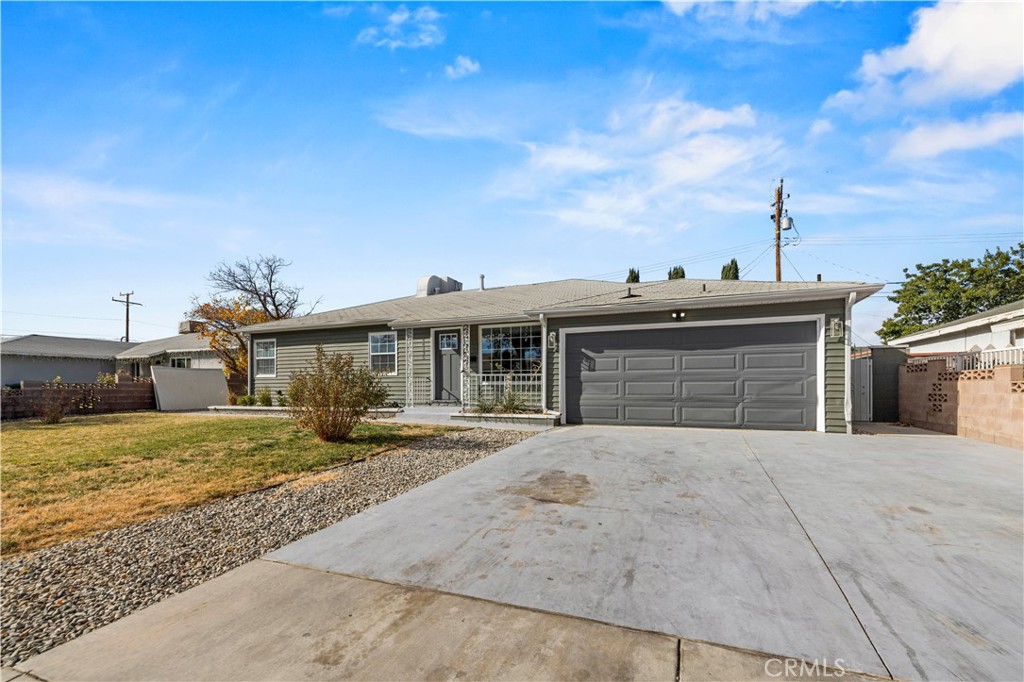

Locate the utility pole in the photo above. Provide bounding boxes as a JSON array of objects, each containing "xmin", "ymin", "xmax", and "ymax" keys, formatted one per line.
[
  {"xmin": 111, "ymin": 292, "xmax": 142, "ymax": 342},
  {"xmin": 773, "ymin": 178, "xmax": 787, "ymax": 282}
]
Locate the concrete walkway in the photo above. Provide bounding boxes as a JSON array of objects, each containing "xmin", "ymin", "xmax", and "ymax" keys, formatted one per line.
[
  {"xmin": 10, "ymin": 559, "xmax": 878, "ymax": 682},
  {"xmin": 10, "ymin": 426, "xmax": 1022, "ymax": 681}
]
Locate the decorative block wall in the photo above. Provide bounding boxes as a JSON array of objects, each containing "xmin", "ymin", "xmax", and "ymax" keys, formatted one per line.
[{"xmin": 899, "ymin": 359, "xmax": 1023, "ymax": 449}]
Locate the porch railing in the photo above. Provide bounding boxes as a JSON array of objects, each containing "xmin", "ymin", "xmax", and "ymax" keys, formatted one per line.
[
  {"xmin": 464, "ymin": 373, "xmax": 543, "ymax": 412},
  {"xmin": 409, "ymin": 377, "xmax": 432, "ymax": 406}
]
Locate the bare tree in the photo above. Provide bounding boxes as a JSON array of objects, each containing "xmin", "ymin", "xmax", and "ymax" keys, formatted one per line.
[{"xmin": 207, "ymin": 255, "xmax": 319, "ymax": 318}]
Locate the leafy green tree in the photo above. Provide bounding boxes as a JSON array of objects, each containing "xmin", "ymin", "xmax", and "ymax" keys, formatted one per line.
[
  {"xmin": 668, "ymin": 266, "xmax": 686, "ymax": 280},
  {"xmin": 626, "ymin": 268, "xmax": 640, "ymax": 283},
  {"xmin": 720, "ymin": 259, "xmax": 739, "ymax": 280},
  {"xmin": 878, "ymin": 243, "xmax": 1024, "ymax": 342}
]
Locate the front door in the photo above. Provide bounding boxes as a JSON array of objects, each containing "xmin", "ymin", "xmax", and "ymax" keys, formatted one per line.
[{"xmin": 435, "ymin": 330, "xmax": 462, "ymax": 402}]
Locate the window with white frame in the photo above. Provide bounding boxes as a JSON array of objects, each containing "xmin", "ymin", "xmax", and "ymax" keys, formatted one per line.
[
  {"xmin": 369, "ymin": 332, "xmax": 397, "ymax": 374},
  {"xmin": 170, "ymin": 357, "xmax": 191, "ymax": 369},
  {"xmin": 254, "ymin": 339, "xmax": 276, "ymax": 377},
  {"xmin": 480, "ymin": 325, "xmax": 542, "ymax": 375}
]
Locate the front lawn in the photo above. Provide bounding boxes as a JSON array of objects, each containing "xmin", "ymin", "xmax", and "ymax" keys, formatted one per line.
[{"xmin": 0, "ymin": 413, "xmax": 452, "ymax": 555}]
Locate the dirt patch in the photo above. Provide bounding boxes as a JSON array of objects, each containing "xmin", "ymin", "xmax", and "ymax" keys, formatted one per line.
[{"xmin": 501, "ymin": 470, "xmax": 593, "ymax": 506}]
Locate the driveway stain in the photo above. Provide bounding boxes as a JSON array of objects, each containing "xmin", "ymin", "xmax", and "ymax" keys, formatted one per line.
[{"xmin": 501, "ymin": 470, "xmax": 593, "ymax": 506}]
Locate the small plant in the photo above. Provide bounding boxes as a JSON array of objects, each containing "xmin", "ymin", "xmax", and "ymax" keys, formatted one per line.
[
  {"xmin": 96, "ymin": 372, "xmax": 117, "ymax": 388},
  {"xmin": 276, "ymin": 390, "xmax": 288, "ymax": 407},
  {"xmin": 474, "ymin": 395, "xmax": 498, "ymax": 414},
  {"xmin": 255, "ymin": 387, "xmax": 273, "ymax": 407},
  {"xmin": 498, "ymin": 388, "xmax": 528, "ymax": 414},
  {"xmin": 39, "ymin": 377, "xmax": 75, "ymax": 424},
  {"xmin": 288, "ymin": 345, "xmax": 389, "ymax": 442},
  {"xmin": 227, "ymin": 391, "xmax": 238, "ymax": 406},
  {"xmin": 236, "ymin": 394, "xmax": 256, "ymax": 406}
]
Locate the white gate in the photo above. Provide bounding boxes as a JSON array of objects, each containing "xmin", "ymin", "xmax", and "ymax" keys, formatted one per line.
[{"xmin": 851, "ymin": 356, "xmax": 872, "ymax": 422}]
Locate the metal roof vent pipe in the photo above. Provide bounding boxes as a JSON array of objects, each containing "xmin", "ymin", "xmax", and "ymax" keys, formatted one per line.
[{"xmin": 480, "ymin": 274, "xmax": 486, "ymax": 290}]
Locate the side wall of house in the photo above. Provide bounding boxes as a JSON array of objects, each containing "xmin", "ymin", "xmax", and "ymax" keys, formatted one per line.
[
  {"xmin": 547, "ymin": 299, "xmax": 848, "ymax": 433},
  {"xmin": 251, "ymin": 326, "xmax": 407, "ymax": 404},
  {"xmin": 1, "ymin": 356, "xmax": 117, "ymax": 387}
]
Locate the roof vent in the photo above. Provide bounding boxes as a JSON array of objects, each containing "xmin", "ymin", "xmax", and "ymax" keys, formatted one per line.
[
  {"xmin": 621, "ymin": 287, "xmax": 641, "ymax": 299},
  {"xmin": 416, "ymin": 275, "xmax": 463, "ymax": 297}
]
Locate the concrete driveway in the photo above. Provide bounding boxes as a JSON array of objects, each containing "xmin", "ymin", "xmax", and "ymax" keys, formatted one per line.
[{"xmin": 17, "ymin": 426, "xmax": 1023, "ymax": 681}]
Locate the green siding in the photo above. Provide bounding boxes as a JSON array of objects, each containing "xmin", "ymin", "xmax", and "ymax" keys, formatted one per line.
[
  {"xmin": 251, "ymin": 325, "xmax": 405, "ymax": 404},
  {"xmin": 547, "ymin": 300, "xmax": 848, "ymax": 433}
]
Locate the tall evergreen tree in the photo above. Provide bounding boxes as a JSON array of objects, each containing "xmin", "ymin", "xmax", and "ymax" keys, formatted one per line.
[
  {"xmin": 668, "ymin": 266, "xmax": 686, "ymax": 280},
  {"xmin": 626, "ymin": 268, "xmax": 640, "ymax": 283},
  {"xmin": 720, "ymin": 259, "xmax": 740, "ymax": 280}
]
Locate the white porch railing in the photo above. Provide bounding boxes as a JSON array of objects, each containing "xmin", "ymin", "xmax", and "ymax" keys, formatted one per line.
[
  {"xmin": 464, "ymin": 373, "xmax": 543, "ymax": 411},
  {"xmin": 955, "ymin": 347, "xmax": 1023, "ymax": 370},
  {"xmin": 409, "ymin": 377, "xmax": 433, "ymax": 406}
]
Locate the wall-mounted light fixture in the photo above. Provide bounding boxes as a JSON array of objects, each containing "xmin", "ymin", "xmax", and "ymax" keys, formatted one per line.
[{"xmin": 671, "ymin": 311, "xmax": 686, "ymax": 320}]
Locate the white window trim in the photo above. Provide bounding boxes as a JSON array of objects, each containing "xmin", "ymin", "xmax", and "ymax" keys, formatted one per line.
[
  {"xmin": 558, "ymin": 315, "xmax": 827, "ymax": 432},
  {"xmin": 478, "ymin": 323, "xmax": 543, "ymax": 378},
  {"xmin": 254, "ymin": 338, "xmax": 277, "ymax": 378},
  {"xmin": 368, "ymin": 331, "xmax": 399, "ymax": 376},
  {"xmin": 170, "ymin": 357, "xmax": 191, "ymax": 369}
]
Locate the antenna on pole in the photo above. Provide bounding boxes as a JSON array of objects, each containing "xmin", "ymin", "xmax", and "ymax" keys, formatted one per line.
[{"xmin": 111, "ymin": 291, "xmax": 142, "ymax": 342}]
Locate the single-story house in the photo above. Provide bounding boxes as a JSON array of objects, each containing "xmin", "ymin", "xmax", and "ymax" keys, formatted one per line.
[
  {"xmin": 887, "ymin": 300, "xmax": 1024, "ymax": 355},
  {"xmin": 240, "ymin": 275, "xmax": 882, "ymax": 433},
  {"xmin": 115, "ymin": 330, "xmax": 226, "ymax": 378},
  {"xmin": 0, "ymin": 335, "xmax": 138, "ymax": 387}
]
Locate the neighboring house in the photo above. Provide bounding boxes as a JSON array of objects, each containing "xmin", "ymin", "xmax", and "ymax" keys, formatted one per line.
[
  {"xmin": 115, "ymin": 331, "xmax": 226, "ymax": 378},
  {"xmin": 0, "ymin": 335, "xmax": 138, "ymax": 387},
  {"xmin": 241, "ymin": 275, "xmax": 882, "ymax": 433},
  {"xmin": 887, "ymin": 300, "xmax": 1024, "ymax": 355}
]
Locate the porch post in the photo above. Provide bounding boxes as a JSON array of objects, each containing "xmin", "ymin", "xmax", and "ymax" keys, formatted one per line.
[
  {"xmin": 460, "ymin": 324, "xmax": 471, "ymax": 408},
  {"xmin": 405, "ymin": 328, "xmax": 414, "ymax": 407}
]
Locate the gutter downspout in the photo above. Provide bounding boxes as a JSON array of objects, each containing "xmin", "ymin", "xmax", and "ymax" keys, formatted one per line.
[
  {"xmin": 844, "ymin": 293, "xmax": 856, "ymax": 434},
  {"xmin": 539, "ymin": 313, "xmax": 548, "ymax": 413}
]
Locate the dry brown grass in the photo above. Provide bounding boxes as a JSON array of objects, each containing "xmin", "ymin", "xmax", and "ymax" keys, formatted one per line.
[{"xmin": 0, "ymin": 413, "xmax": 452, "ymax": 555}]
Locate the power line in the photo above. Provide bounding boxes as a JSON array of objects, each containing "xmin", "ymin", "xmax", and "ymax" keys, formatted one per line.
[
  {"xmin": 1, "ymin": 310, "xmax": 172, "ymax": 328},
  {"xmin": 781, "ymin": 249, "xmax": 805, "ymax": 282},
  {"xmin": 0, "ymin": 327, "xmax": 131, "ymax": 341}
]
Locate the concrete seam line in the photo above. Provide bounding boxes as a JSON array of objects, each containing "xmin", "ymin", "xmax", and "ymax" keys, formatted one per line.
[{"xmin": 740, "ymin": 434, "xmax": 895, "ymax": 681}]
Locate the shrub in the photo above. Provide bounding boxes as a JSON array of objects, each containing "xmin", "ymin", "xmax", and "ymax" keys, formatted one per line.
[
  {"xmin": 288, "ymin": 345, "xmax": 389, "ymax": 442},
  {"xmin": 276, "ymin": 390, "xmax": 288, "ymax": 407},
  {"xmin": 236, "ymin": 394, "xmax": 256, "ymax": 406},
  {"xmin": 39, "ymin": 377, "xmax": 75, "ymax": 424},
  {"xmin": 474, "ymin": 395, "xmax": 498, "ymax": 414},
  {"xmin": 96, "ymin": 372, "xmax": 117, "ymax": 388},
  {"xmin": 498, "ymin": 389, "xmax": 528, "ymax": 414},
  {"xmin": 255, "ymin": 387, "xmax": 273, "ymax": 407},
  {"xmin": 227, "ymin": 391, "xmax": 238, "ymax": 406}
]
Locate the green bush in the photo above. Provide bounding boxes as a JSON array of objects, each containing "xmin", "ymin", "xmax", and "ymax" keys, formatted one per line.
[
  {"xmin": 236, "ymin": 394, "xmax": 256, "ymax": 406},
  {"xmin": 276, "ymin": 390, "xmax": 288, "ymax": 407},
  {"xmin": 255, "ymin": 387, "xmax": 273, "ymax": 407},
  {"xmin": 288, "ymin": 345, "xmax": 389, "ymax": 442}
]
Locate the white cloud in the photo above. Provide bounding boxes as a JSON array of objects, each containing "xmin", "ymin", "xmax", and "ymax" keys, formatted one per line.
[
  {"xmin": 4, "ymin": 172, "xmax": 179, "ymax": 210},
  {"xmin": 445, "ymin": 55, "xmax": 480, "ymax": 80},
  {"xmin": 889, "ymin": 112, "xmax": 1024, "ymax": 161},
  {"xmin": 489, "ymin": 94, "xmax": 779, "ymax": 234},
  {"xmin": 808, "ymin": 118, "xmax": 833, "ymax": 138},
  {"xmin": 827, "ymin": 1, "xmax": 1024, "ymax": 111},
  {"xmin": 357, "ymin": 5, "xmax": 444, "ymax": 50},
  {"xmin": 664, "ymin": 1, "xmax": 812, "ymax": 23},
  {"xmin": 323, "ymin": 4, "xmax": 354, "ymax": 19}
]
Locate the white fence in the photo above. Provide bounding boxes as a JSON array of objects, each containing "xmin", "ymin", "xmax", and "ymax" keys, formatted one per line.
[
  {"xmin": 955, "ymin": 347, "xmax": 1022, "ymax": 370},
  {"xmin": 409, "ymin": 377, "xmax": 433, "ymax": 406},
  {"xmin": 906, "ymin": 347, "xmax": 1022, "ymax": 371},
  {"xmin": 464, "ymin": 373, "xmax": 543, "ymax": 411}
]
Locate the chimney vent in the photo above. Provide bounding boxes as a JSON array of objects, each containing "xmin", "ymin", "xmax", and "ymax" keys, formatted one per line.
[
  {"xmin": 178, "ymin": 320, "xmax": 201, "ymax": 334},
  {"xmin": 480, "ymin": 274, "xmax": 486, "ymax": 290}
]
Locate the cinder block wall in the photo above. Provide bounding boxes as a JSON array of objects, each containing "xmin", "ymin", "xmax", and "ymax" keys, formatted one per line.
[{"xmin": 899, "ymin": 359, "xmax": 1023, "ymax": 449}]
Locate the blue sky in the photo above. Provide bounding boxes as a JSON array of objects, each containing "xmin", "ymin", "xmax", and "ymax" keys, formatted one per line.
[{"xmin": 2, "ymin": 1, "xmax": 1022, "ymax": 346}]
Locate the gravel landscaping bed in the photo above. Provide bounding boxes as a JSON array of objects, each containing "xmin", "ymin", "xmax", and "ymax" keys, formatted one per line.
[{"xmin": 0, "ymin": 428, "xmax": 533, "ymax": 666}]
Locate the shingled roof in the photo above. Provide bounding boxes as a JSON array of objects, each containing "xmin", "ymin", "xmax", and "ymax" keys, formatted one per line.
[
  {"xmin": 239, "ymin": 277, "xmax": 883, "ymax": 334},
  {"xmin": 115, "ymin": 332, "xmax": 227, "ymax": 359},
  {"xmin": 0, "ymin": 335, "xmax": 138, "ymax": 360}
]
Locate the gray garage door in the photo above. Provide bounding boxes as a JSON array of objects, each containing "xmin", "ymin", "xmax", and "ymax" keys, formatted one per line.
[{"xmin": 564, "ymin": 322, "xmax": 817, "ymax": 430}]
